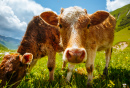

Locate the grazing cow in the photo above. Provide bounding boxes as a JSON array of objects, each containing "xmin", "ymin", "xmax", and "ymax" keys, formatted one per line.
[
  {"xmin": 17, "ymin": 16, "xmax": 63, "ymax": 81},
  {"xmin": 0, "ymin": 53, "xmax": 33, "ymax": 88},
  {"xmin": 40, "ymin": 6, "xmax": 116, "ymax": 86}
]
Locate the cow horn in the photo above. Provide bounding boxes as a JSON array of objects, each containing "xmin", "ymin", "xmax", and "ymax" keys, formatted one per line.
[
  {"xmin": 84, "ymin": 9, "xmax": 87, "ymax": 14},
  {"xmin": 61, "ymin": 8, "xmax": 64, "ymax": 14}
]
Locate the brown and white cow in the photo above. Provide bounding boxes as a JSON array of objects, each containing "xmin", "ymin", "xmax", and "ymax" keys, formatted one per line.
[
  {"xmin": 17, "ymin": 16, "xmax": 63, "ymax": 81},
  {"xmin": 0, "ymin": 53, "xmax": 33, "ymax": 88},
  {"xmin": 40, "ymin": 6, "xmax": 116, "ymax": 86}
]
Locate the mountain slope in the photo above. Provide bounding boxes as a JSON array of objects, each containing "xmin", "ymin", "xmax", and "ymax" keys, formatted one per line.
[
  {"xmin": 0, "ymin": 35, "xmax": 21, "ymax": 49},
  {"xmin": 0, "ymin": 43, "xmax": 8, "ymax": 51},
  {"xmin": 110, "ymin": 4, "xmax": 130, "ymax": 32},
  {"xmin": 114, "ymin": 26, "xmax": 130, "ymax": 45}
]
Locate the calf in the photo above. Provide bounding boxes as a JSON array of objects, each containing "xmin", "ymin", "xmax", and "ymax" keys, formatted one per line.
[
  {"xmin": 40, "ymin": 6, "xmax": 116, "ymax": 86},
  {"xmin": 17, "ymin": 16, "xmax": 63, "ymax": 81},
  {"xmin": 0, "ymin": 53, "xmax": 33, "ymax": 88}
]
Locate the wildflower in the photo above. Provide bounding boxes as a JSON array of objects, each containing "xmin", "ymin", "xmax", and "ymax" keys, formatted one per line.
[
  {"xmin": 110, "ymin": 80, "xmax": 115, "ymax": 86},
  {"xmin": 122, "ymin": 83, "xmax": 127, "ymax": 88},
  {"xmin": 108, "ymin": 84, "xmax": 112, "ymax": 87},
  {"xmin": 108, "ymin": 80, "xmax": 115, "ymax": 87},
  {"xmin": 75, "ymin": 68, "xmax": 77, "ymax": 72}
]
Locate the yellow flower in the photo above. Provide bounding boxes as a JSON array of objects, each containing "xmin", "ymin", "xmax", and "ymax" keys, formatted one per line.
[
  {"xmin": 110, "ymin": 80, "xmax": 115, "ymax": 86},
  {"xmin": 108, "ymin": 84, "xmax": 112, "ymax": 87}
]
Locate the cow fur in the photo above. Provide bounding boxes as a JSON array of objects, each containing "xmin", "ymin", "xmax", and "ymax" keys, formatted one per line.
[
  {"xmin": 17, "ymin": 16, "xmax": 63, "ymax": 81},
  {"xmin": 40, "ymin": 6, "xmax": 116, "ymax": 87},
  {"xmin": 0, "ymin": 53, "xmax": 33, "ymax": 88}
]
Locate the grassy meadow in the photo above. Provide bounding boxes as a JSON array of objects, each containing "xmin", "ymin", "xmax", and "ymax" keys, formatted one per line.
[
  {"xmin": 16, "ymin": 46, "xmax": 130, "ymax": 88},
  {"xmin": 113, "ymin": 26, "xmax": 130, "ymax": 45},
  {"xmin": 0, "ymin": 26, "xmax": 130, "ymax": 88}
]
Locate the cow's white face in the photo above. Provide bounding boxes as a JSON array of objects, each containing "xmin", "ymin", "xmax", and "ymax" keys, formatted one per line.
[
  {"xmin": 61, "ymin": 7, "xmax": 86, "ymax": 24},
  {"xmin": 59, "ymin": 7, "xmax": 89, "ymax": 63},
  {"xmin": 40, "ymin": 6, "xmax": 109, "ymax": 63}
]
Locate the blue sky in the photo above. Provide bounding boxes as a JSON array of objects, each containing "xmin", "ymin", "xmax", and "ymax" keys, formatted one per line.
[
  {"xmin": 34, "ymin": 0, "xmax": 106, "ymax": 14},
  {"xmin": 0, "ymin": 0, "xmax": 129, "ymax": 39}
]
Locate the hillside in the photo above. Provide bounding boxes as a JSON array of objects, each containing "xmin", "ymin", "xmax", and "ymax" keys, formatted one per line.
[
  {"xmin": 110, "ymin": 4, "xmax": 130, "ymax": 32},
  {"xmin": 0, "ymin": 43, "xmax": 8, "ymax": 51},
  {"xmin": 0, "ymin": 35, "xmax": 21, "ymax": 49},
  {"xmin": 114, "ymin": 26, "xmax": 130, "ymax": 45}
]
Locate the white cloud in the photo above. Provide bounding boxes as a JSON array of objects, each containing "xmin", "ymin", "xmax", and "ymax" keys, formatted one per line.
[
  {"xmin": 0, "ymin": 1, "xmax": 27, "ymax": 32},
  {"xmin": 0, "ymin": 0, "xmax": 53, "ymax": 39},
  {"xmin": 106, "ymin": 0, "xmax": 130, "ymax": 12}
]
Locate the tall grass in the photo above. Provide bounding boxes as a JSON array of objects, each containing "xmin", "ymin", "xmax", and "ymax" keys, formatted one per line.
[{"xmin": 16, "ymin": 46, "xmax": 130, "ymax": 88}]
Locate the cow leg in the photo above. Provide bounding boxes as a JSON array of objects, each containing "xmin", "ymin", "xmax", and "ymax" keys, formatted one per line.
[
  {"xmin": 66, "ymin": 63, "xmax": 75, "ymax": 82},
  {"xmin": 62, "ymin": 61, "xmax": 67, "ymax": 70},
  {"xmin": 103, "ymin": 47, "xmax": 112, "ymax": 76},
  {"xmin": 86, "ymin": 49, "xmax": 96, "ymax": 87},
  {"xmin": 47, "ymin": 50, "xmax": 56, "ymax": 81}
]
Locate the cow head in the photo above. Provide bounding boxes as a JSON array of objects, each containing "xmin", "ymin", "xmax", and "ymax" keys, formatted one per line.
[
  {"xmin": 0, "ymin": 53, "xmax": 33, "ymax": 87},
  {"xmin": 40, "ymin": 6, "xmax": 109, "ymax": 63}
]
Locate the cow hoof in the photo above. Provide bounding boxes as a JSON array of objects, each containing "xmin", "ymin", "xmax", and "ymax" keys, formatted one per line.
[
  {"xmin": 49, "ymin": 77, "xmax": 54, "ymax": 82},
  {"xmin": 65, "ymin": 79, "xmax": 72, "ymax": 86},
  {"xmin": 103, "ymin": 67, "xmax": 108, "ymax": 76},
  {"xmin": 61, "ymin": 67, "xmax": 65, "ymax": 70},
  {"xmin": 49, "ymin": 79, "xmax": 54, "ymax": 82},
  {"xmin": 87, "ymin": 83, "xmax": 92, "ymax": 88},
  {"xmin": 87, "ymin": 79, "xmax": 93, "ymax": 88},
  {"xmin": 65, "ymin": 78, "xmax": 70, "ymax": 82}
]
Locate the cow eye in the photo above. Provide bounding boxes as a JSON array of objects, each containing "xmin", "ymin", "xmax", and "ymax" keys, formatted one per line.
[
  {"xmin": 87, "ymin": 24, "xmax": 90, "ymax": 29},
  {"xmin": 59, "ymin": 24, "xmax": 62, "ymax": 28}
]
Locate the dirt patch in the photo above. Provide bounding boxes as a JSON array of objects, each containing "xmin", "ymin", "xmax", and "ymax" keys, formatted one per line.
[{"xmin": 113, "ymin": 42, "xmax": 129, "ymax": 50}]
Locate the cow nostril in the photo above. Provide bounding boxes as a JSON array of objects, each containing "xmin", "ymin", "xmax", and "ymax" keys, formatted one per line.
[
  {"xmin": 66, "ymin": 49, "xmax": 85, "ymax": 60},
  {"xmin": 80, "ymin": 50, "xmax": 85, "ymax": 59},
  {"xmin": 65, "ymin": 49, "xmax": 86, "ymax": 63}
]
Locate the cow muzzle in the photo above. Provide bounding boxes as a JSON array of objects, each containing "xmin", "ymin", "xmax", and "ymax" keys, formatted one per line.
[{"xmin": 64, "ymin": 48, "xmax": 86, "ymax": 63}]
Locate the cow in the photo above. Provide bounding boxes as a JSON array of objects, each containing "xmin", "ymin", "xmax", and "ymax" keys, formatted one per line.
[
  {"xmin": 0, "ymin": 53, "xmax": 33, "ymax": 88},
  {"xmin": 17, "ymin": 16, "xmax": 63, "ymax": 81},
  {"xmin": 39, "ymin": 6, "xmax": 116, "ymax": 87}
]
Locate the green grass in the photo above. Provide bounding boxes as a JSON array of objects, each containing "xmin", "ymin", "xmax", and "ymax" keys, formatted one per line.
[
  {"xmin": 0, "ymin": 43, "xmax": 8, "ymax": 51},
  {"xmin": 0, "ymin": 48, "xmax": 130, "ymax": 88},
  {"xmin": 0, "ymin": 44, "xmax": 16, "ymax": 64},
  {"xmin": 14, "ymin": 46, "xmax": 129, "ymax": 88},
  {"xmin": 113, "ymin": 26, "xmax": 130, "ymax": 45}
]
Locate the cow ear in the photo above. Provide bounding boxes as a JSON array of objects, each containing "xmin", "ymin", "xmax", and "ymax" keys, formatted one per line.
[
  {"xmin": 89, "ymin": 11, "xmax": 109, "ymax": 25},
  {"xmin": 21, "ymin": 53, "xmax": 33, "ymax": 64},
  {"xmin": 40, "ymin": 11, "xmax": 58, "ymax": 26}
]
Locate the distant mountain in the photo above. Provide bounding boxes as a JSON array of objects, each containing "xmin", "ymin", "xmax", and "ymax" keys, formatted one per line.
[
  {"xmin": 110, "ymin": 4, "xmax": 130, "ymax": 32},
  {"xmin": 0, "ymin": 35, "xmax": 21, "ymax": 49}
]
